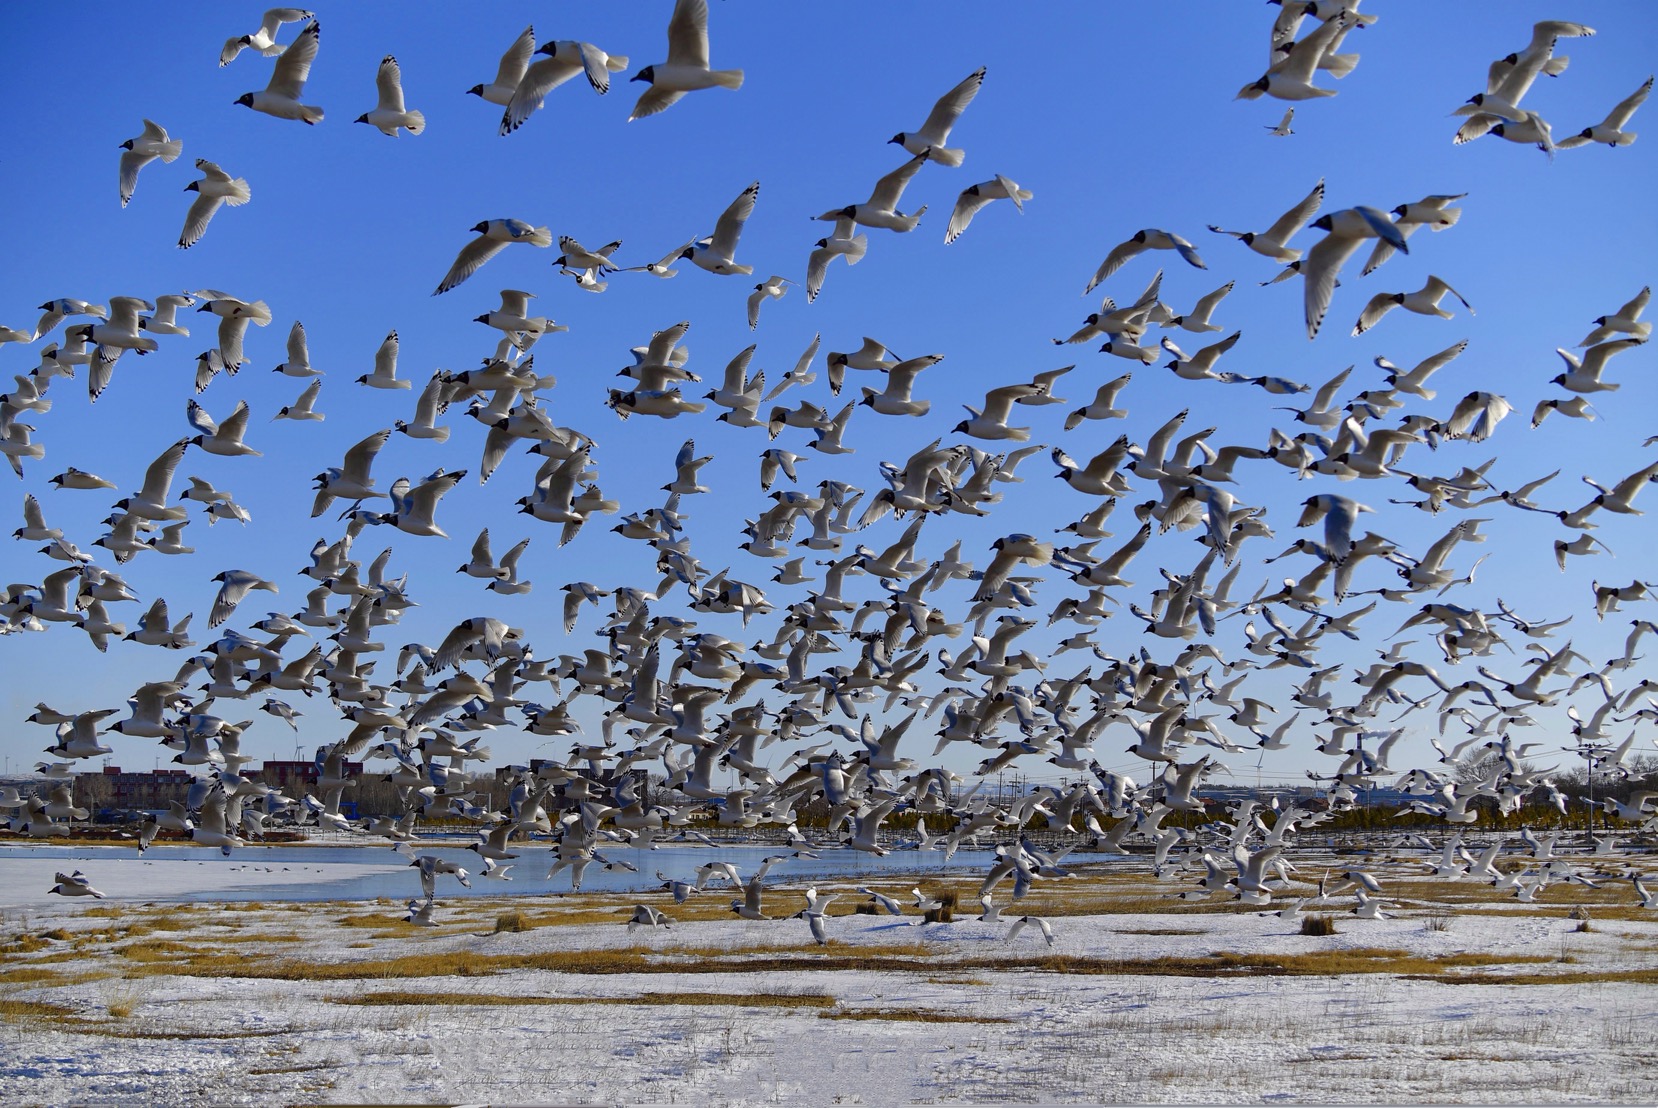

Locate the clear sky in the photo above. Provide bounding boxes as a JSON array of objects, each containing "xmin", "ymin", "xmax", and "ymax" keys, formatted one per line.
[{"xmin": 1, "ymin": 3, "xmax": 1654, "ymax": 789}]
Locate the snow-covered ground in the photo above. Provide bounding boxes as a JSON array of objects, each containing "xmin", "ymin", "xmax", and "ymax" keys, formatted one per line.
[{"xmin": 4, "ymin": 846, "xmax": 1657, "ymax": 1105}]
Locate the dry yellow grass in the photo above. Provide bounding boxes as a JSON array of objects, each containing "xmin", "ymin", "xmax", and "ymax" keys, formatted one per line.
[
  {"xmin": 201, "ymin": 932, "xmax": 306, "ymax": 945},
  {"xmin": 117, "ymin": 939, "xmax": 197, "ymax": 962},
  {"xmin": 2, "ymin": 969, "xmax": 113, "ymax": 988},
  {"xmin": 820, "ymin": 1008, "xmax": 1011, "ymax": 1024},
  {"xmin": 631, "ymin": 990, "xmax": 836, "ymax": 1008},
  {"xmin": 336, "ymin": 990, "xmax": 588, "ymax": 1007},
  {"xmin": 116, "ymin": 939, "xmax": 938, "ymax": 981},
  {"xmin": 0, "ymin": 999, "xmax": 75, "ymax": 1021},
  {"xmin": 334, "ymin": 989, "xmax": 836, "ymax": 1009},
  {"xmin": 1409, "ymin": 967, "xmax": 1658, "ymax": 986},
  {"xmin": 1, "ymin": 933, "xmax": 53, "ymax": 955},
  {"xmin": 493, "ymin": 910, "xmax": 530, "ymax": 933},
  {"xmin": 1, "ymin": 966, "xmax": 77, "ymax": 985},
  {"xmin": 47, "ymin": 1022, "xmax": 293, "ymax": 1042},
  {"xmin": 92, "ymin": 927, "xmax": 1564, "ymax": 985}
]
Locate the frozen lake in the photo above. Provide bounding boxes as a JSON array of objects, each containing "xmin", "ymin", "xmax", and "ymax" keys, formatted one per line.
[{"xmin": 0, "ymin": 840, "xmax": 1075, "ymax": 907}]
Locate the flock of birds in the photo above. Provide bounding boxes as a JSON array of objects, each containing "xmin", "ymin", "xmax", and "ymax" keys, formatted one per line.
[{"xmin": 4, "ymin": 2, "xmax": 1658, "ymax": 940}]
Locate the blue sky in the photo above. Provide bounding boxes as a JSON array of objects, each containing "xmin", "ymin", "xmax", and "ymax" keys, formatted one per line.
[{"xmin": 1, "ymin": 3, "xmax": 1654, "ymax": 787}]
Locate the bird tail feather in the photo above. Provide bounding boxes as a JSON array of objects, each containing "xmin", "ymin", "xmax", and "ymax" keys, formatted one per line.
[{"xmin": 1323, "ymin": 51, "xmax": 1360, "ymax": 78}]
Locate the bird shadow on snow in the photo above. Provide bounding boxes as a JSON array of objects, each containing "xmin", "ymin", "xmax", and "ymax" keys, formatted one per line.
[{"xmin": 863, "ymin": 919, "xmax": 928, "ymax": 934}]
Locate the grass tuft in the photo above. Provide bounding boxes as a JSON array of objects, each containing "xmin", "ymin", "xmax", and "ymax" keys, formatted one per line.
[
  {"xmin": 103, "ymin": 982, "xmax": 142, "ymax": 1019},
  {"xmin": 921, "ymin": 889, "xmax": 959, "ymax": 924},
  {"xmin": 1299, "ymin": 914, "xmax": 1337, "ymax": 937},
  {"xmin": 493, "ymin": 910, "xmax": 529, "ymax": 934}
]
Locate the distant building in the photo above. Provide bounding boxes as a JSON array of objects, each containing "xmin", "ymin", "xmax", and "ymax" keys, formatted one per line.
[
  {"xmin": 256, "ymin": 759, "xmax": 365, "ymax": 790},
  {"xmin": 70, "ymin": 760, "xmax": 363, "ymax": 818},
  {"xmin": 76, "ymin": 765, "xmax": 196, "ymax": 812}
]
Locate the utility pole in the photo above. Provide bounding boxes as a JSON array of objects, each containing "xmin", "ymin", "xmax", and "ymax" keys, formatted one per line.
[
  {"xmin": 1573, "ymin": 740, "xmax": 1608, "ymax": 845},
  {"xmin": 1585, "ymin": 745, "xmax": 1596, "ymax": 843}
]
